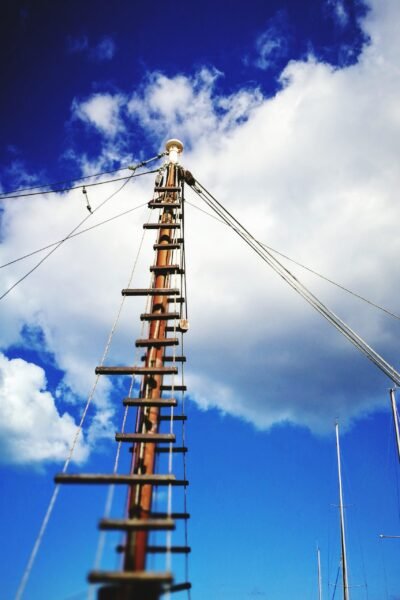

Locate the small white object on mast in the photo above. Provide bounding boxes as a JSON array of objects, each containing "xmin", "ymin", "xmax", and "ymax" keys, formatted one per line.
[{"xmin": 165, "ymin": 138, "xmax": 184, "ymax": 164}]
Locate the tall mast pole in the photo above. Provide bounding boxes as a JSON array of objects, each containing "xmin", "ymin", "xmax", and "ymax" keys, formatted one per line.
[
  {"xmin": 317, "ymin": 546, "xmax": 322, "ymax": 600},
  {"xmin": 124, "ymin": 139, "xmax": 184, "ymax": 578},
  {"xmin": 389, "ymin": 389, "xmax": 400, "ymax": 464},
  {"xmin": 56, "ymin": 140, "xmax": 191, "ymax": 599},
  {"xmin": 335, "ymin": 423, "xmax": 350, "ymax": 600}
]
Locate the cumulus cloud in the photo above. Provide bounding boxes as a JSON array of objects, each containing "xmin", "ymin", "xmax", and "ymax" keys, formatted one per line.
[
  {"xmin": 127, "ymin": 68, "xmax": 263, "ymax": 146},
  {"xmin": 1, "ymin": 0, "xmax": 400, "ymax": 463},
  {"xmin": 72, "ymin": 92, "xmax": 125, "ymax": 136},
  {"xmin": 0, "ymin": 353, "xmax": 89, "ymax": 465}
]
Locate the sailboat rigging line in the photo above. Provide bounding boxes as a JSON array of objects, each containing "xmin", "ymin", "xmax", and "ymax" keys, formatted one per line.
[
  {"xmin": 0, "ymin": 169, "xmax": 158, "ymax": 200},
  {"xmin": 185, "ymin": 198, "xmax": 400, "ymax": 322},
  {"xmin": 189, "ymin": 178, "xmax": 400, "ymax": 386},
  {"xmin": 15, "ymin": 210, "xmax": 149, "ymax": 600},
  {"xmin": 0, "ymin": 201, "xmax": 149, "ymax": 269},
  {"xmin": 330, "ymin": 563, "xmax": 341, "ymax": 600},
  {"xmin": 0, "ymin": 165, "xmax": 129, "ymax": 197},
  {"xmin": 258, "ymin": 243, "xmax": 400, "ymax": 323},
  {"xmin": 182, "ymin": 184, "xmax": 189, "ymax": 320},
  {"xmin": 179, "ymin": 333, "xmax": 191, "ymax": 600},
  {"xmin": 0, "ymin": 153, "xmax": 164, "ymax": 200},
  {"xmin": 90, "ymin": 216, "xmax": 151, "ymax": 586},
  {"xmin": 1, "ymin": 172, "xmax": 138, "ymax": 302}
]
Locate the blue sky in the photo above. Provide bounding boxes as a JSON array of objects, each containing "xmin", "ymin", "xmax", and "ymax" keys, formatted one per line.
[{"xmin": 1, "ymin": 0, "xmax": 400, "ymax": 598}]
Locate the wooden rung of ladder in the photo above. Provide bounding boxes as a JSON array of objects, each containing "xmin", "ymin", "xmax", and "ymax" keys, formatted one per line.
[
  {"xmin": 153, "ymin": 243, "xmax": 181, "ymax": 250},
  {"xmin": 147, "ymin": 546, "xmax": 191, "ymax": 554},
  {"xmin": 148, "ymin": 201, "xmax": 181, "ymax": 209},
  {"xmin": 123, "ymin": 397, "xmax": 177, "ymax": 407},
  {"xmin": 143, "ymin": 223, "xmax": 180, "ymax": 229},
  {"xmin": 136, "ymin": 338, "xmax": 179, "ymax": 348},
  {"xmin": 167, "ymin": 297, "xmax": 185, "ymax": 304},
  {"xmin": 150, "ymin": 264, "xmax": 184, "ymax": 274},
  {"xmin": 116, "ymin": 545, "xmax": 191, "ymax": 554},
  {"xmin": 122, "ymin": 288, "xmax": 180, "ymax": 296},
  {"xmin": 140, "ymin": 312, "xmax": 179, "ymax": 321},
  {"xmin": 165, "ymin": 325, "xmax": 188, "ymax": 333},
  {"xmin": 141, "ymin": 355, "xmax": 186, "ymax": 363},
  {"xmin": 154, "ymin": 186, "xmax": 180, "ymax": 192},
  {"xmin": 166, "ymin": 583, "xmax": 192, "ymax": 593},
  {"xmin": 88, "ymin": 571, "xmax": 173, "ymax": 585},
  {"xmin": 115, "ymin": 433, "xmax": 175, "ymax": 443},
  {"xmin": 159, "ymin": 415, "xmax": 187, "ymax": 422},
  {"xmin": 161, "ymin": 384, "xmax": 187, "ymax": 391},
  {"xmin": 155, "ymin": 446, "xmax": 188, "ymax": 454},
  {"xmin": 55, "ymin": 474, "xmax": 187, "ymax": 485},
  {"xmin": 149, "ymin": 512, "xmax": 190, "ymax": 520},
  {"xmin": 99, "ymin": 518, "xmax": 175, "ymax": 531},
  {"xmin": 95, "ymin": 366, "xmax": 178, "ymax": 376}
]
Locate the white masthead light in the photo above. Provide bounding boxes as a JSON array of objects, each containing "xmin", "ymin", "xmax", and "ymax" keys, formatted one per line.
[{"xmin": 165, "ymin": 139, "xmax": 184, "ymax": 164}]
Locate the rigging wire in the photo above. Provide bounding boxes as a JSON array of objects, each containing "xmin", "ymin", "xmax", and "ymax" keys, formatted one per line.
[
  {"xmin": 0, "ymin": 201, "xmax": 149, "ymax": 269},
  {"xmin": 185, "ymin": 198, "xmax": 400, "ymax": 322},
  {"xmin": 0, "ymin": 153, "xmax": 165, "ymax": 199},
  {"xmin": 16, "ymin": 208, "xmax": 150, "ymax": 600},
  {"xmin": 0, "ymin": 171, "xmax": 153, "ymax": 200},
  {"xmin": 176, "ymin": 188, "xmax": 191, "ymax": 597},
  {"xmin": 89, "ymin": 212, "xmax": 151, "ymax": 592},
  {"xmin": 0, "ymin": 166, "xmax": 129, "ymax": 198},
  {"xmin": 330, "ymin": 562, "xmax": 341, "ymax": 600},
  {"xmin": 0, "ymin": 164, "xmax": 159, "ymax": 302},
  {"xmin": 187, "ymin": 177, "xmax": 400, "ymax": 386}
]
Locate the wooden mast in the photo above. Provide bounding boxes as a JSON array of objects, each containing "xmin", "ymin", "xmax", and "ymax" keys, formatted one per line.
[
  {"xmin": 56, "ymin": 139, "xmax": 191, "ymax": 599},
  {"xmin": 124, "ymin": 139, "xmax": 184, "ymax": 577}
]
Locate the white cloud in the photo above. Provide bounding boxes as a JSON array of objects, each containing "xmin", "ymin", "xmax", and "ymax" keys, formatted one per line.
[
  {"xmin": 72, "ymin": 92, "xmax": 125, "ymax": 136},
  {"xmin": 249, "ymin": 11, "xmax": 290, "ymax": 70},
  {"xmin": 127, "ymin": 68, "xmax": 262, "ymax": 146},
  {"xmin": 0, "ymin": 353, "xmax": 89, "ymax": 465},
  {"xmin": 1, "ymin": 0, "xmax": 400, "ymax": 463}
]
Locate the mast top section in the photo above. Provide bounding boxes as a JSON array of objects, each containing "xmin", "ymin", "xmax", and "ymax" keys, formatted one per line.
[{"xmin": 165, "ymin": 139, "xmax": 184, "ymax": 164}]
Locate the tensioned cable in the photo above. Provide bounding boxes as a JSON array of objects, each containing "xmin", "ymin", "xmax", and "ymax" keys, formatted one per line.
[
  {"xmin": 0, "ymin": 153, "xmax": 165, "ymax": 199},
  {"xmin": 16, "ymin": 207, "xmax": 151, "ymax": 600},
  {"xmin": 0, "ymin": 202, "xmax": 149, "ymax": 269},
  {"xmin": 330, "ymin": 562, "xmax": 341, "ymax": 600},
  {"xmin": 188, "ymin": 177, "xmax": 400, "ymax": 386},
  {"xmin": 88, "ymin": 220, "xmax": 151, "ymax": 600},
  {"xmin": 0, "ymin": 170, "xmax": 155, "ymax": 200},
  {"xmin": 176, "ymin": 186, "xmax": 191, "ymax": 598},
  {"xmin": 0, "ymin": 165, "xmax": 159, "ymax": 302},
  {"xmin": 0, "ymin": 166, "xmax": 130, "ymax": 197},
  {"xmin": 185, "ymin": 198, "xmax": 400, "ymax": 322}
]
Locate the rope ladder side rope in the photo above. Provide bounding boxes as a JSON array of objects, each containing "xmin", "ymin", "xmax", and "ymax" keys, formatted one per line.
[{"xmin": 15, "ymin": 206, "xmax": 152, "ymax": 600}]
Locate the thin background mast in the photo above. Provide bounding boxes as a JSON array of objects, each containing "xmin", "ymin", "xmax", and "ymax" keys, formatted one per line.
[{"xmin": 335, "ymin": 423, "xmax": 350, "ymax": 600}]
